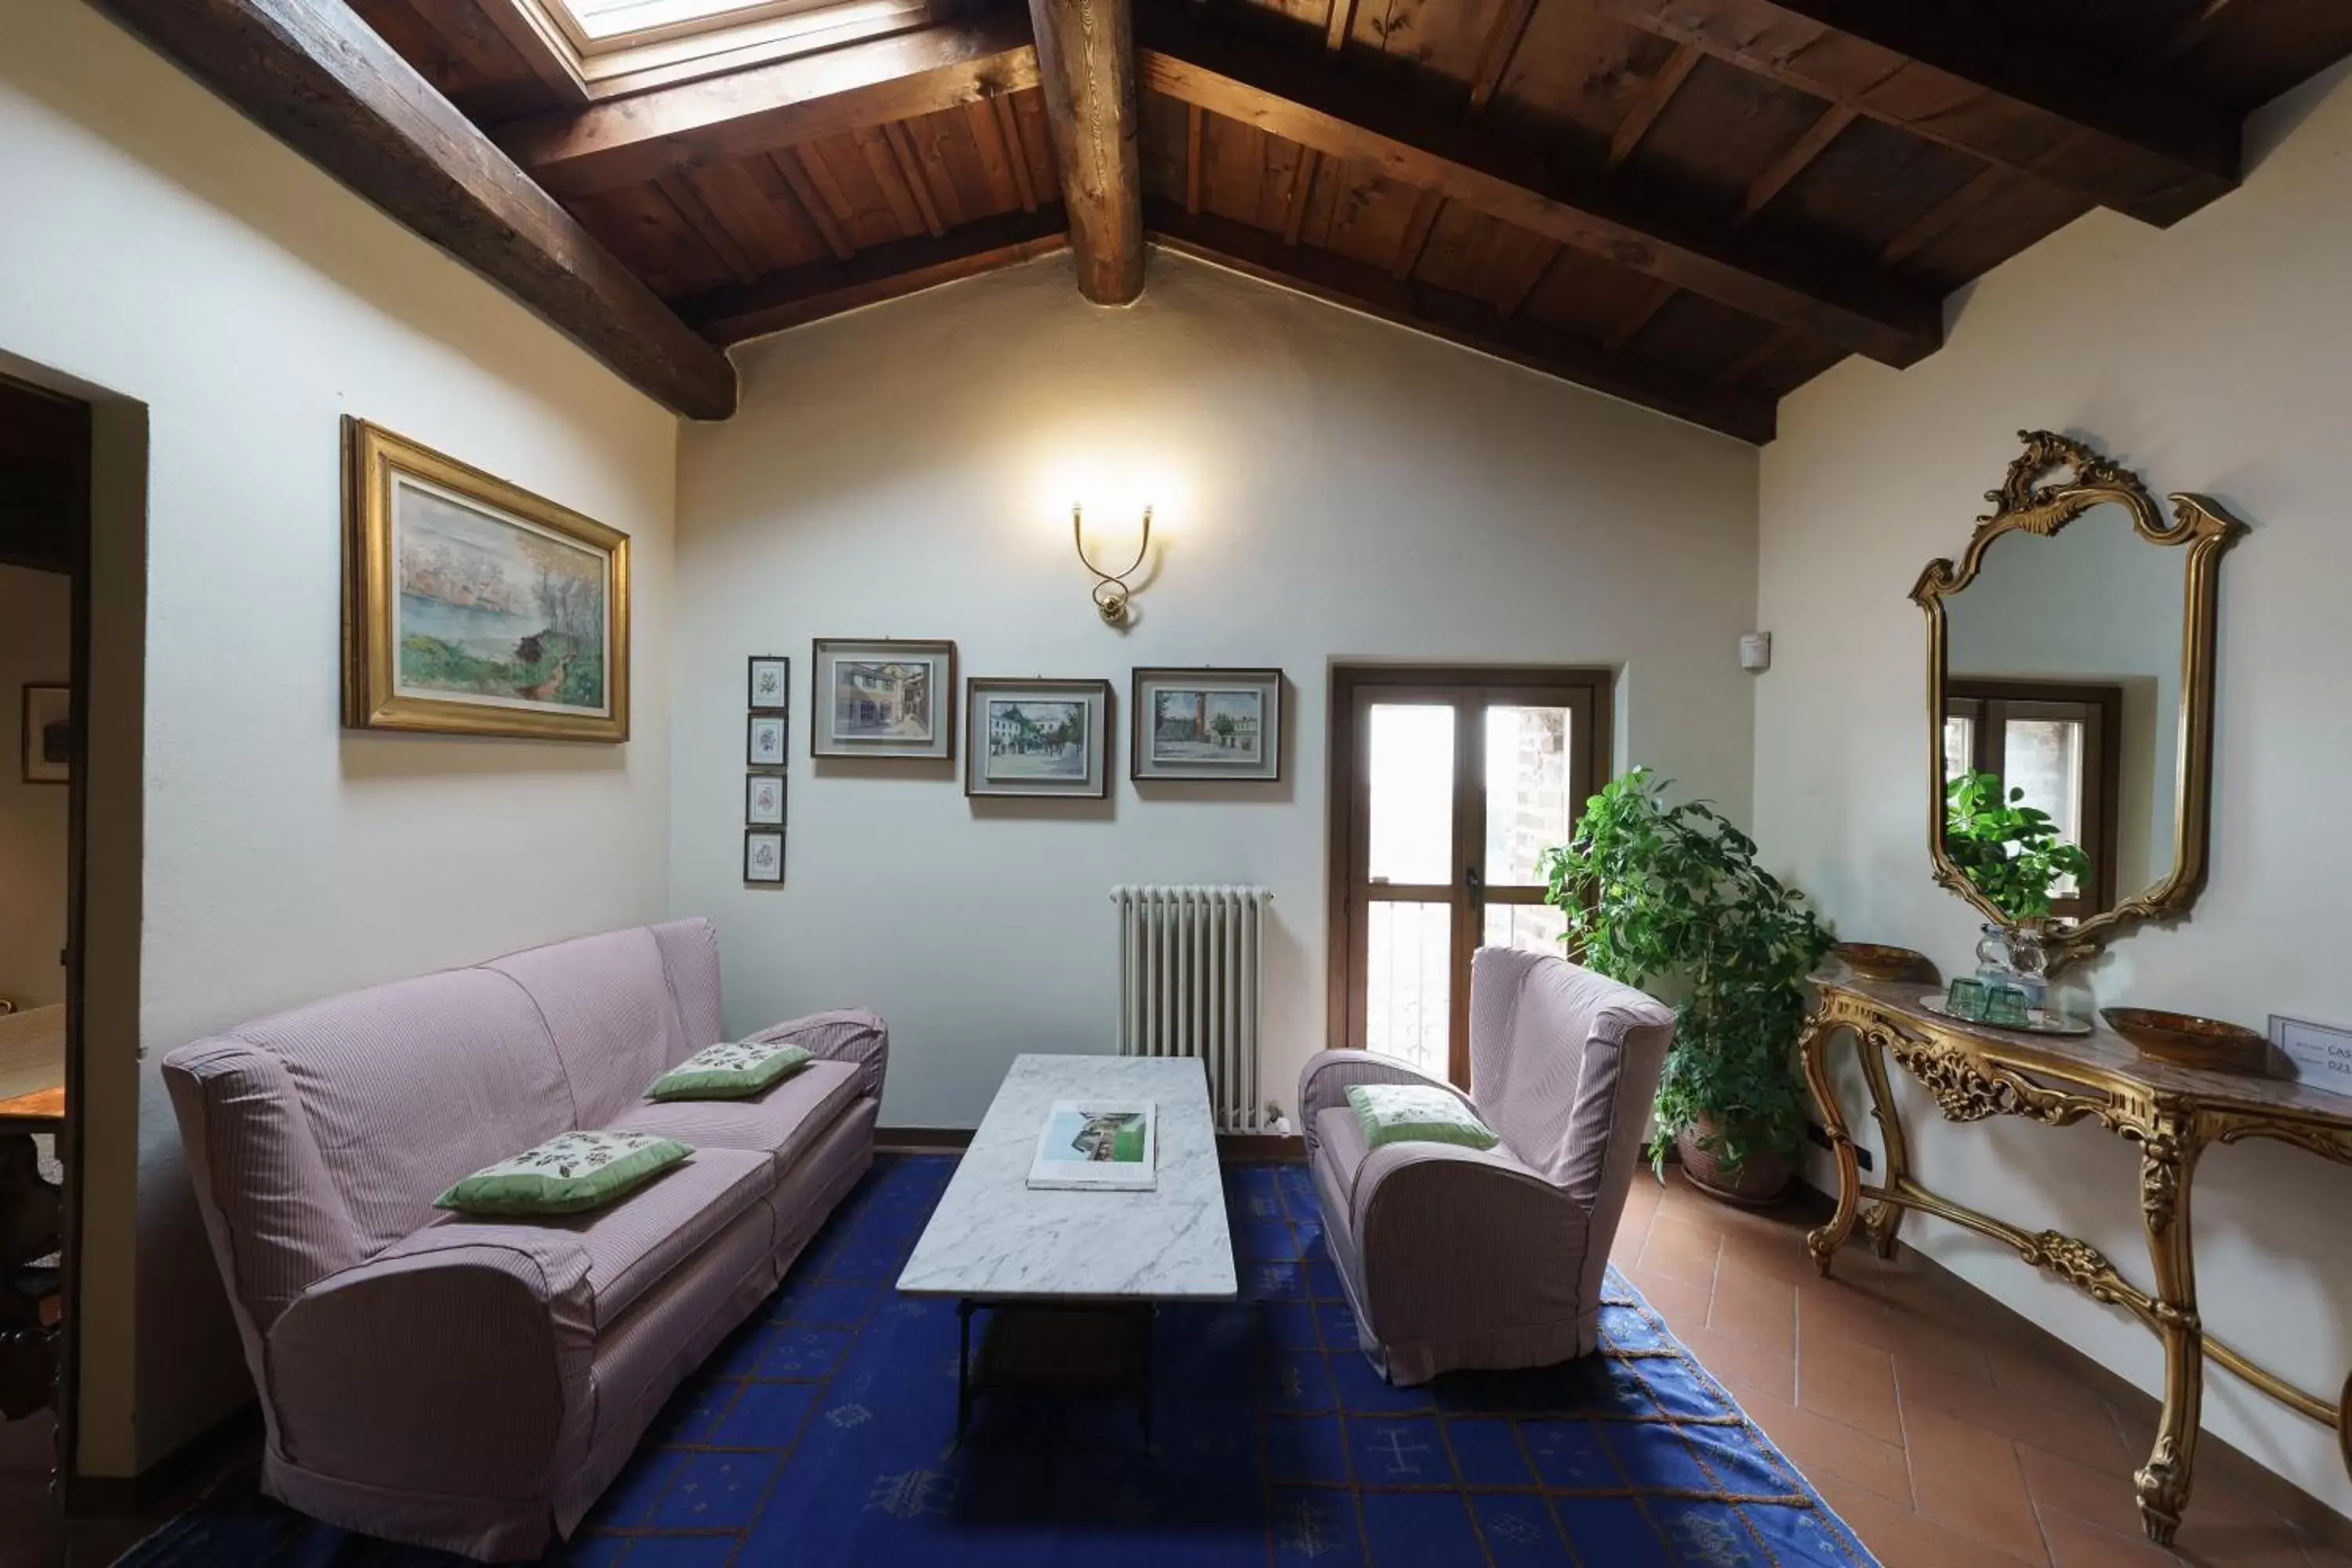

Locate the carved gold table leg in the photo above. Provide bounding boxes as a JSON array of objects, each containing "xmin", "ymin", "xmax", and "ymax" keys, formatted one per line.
[
  {"xmin": 1856, "ymin": 1031, "xmax": 1912, "ymax": 1258},
  {"xmin": 2132, "ymin": 1118, "xmax": 2202, "ymax": 1547},
  {"xmin": 1798, "ymin": 1014, "xmax": 1861, "ymax": 1275}
]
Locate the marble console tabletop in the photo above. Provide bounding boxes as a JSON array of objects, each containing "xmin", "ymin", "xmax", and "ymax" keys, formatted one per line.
[{"xmin": 898, "ymin": 1054, "xmax": 1237, "ymax": 1302}]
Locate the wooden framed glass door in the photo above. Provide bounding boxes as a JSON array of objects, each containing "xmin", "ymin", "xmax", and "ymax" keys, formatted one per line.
[{"xmin": 1327, "ymin": 666, "xmax": 1610, "ymax": 1087}]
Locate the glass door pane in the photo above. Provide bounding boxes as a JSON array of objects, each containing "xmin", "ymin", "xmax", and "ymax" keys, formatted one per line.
[
  {"xmin": 1367, "ymin": 703, "xmax": 1454, "ymax": 887},
  {"xmin": 2003, "ymin": 716, "xmax": 2087, "ymax": 899},
  {"xmin": 1483, "ymin": 706, "xmax": 1573, "ymax": 885},
  {"xmin": 1365, "ymin": 902, "xmax": 1451, "ymax": 1076}
]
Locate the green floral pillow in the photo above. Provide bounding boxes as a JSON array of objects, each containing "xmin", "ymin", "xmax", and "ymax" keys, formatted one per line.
[
  {"xmin": 435, "ymin": 1131, "xmax": 691, "ymax": 1217},
  {"xmin": 1346, "ymin": 1083, "xmax": 1501, "ymax": 1152},
  {"xmin": 646, "ymin": 1040, "xmax": 814, "ymax": 1102}
]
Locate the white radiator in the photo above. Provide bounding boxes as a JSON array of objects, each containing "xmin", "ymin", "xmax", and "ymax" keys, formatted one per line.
[{"xmin": 1112, "ymin": 885, "xmax": 1272, "ymax": 1133}]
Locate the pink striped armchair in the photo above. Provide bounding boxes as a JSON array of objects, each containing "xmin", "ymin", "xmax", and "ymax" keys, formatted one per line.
[{"xmin": 1299, "ymin": 947, "xmax": 1674, "ymax": 1386}]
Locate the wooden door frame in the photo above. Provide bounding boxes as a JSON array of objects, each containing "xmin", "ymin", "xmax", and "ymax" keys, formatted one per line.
[{"xmin": 1323, "ymin": 664, "xmax": 1613, "ymax": 1079}]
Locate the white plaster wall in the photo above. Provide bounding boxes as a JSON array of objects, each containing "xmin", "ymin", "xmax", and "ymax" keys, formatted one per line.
[
  {"xmin": 674, "ymin": 249, "xmax": 1760, "ymax": 1129},
  {"xmin": 0, "ymin": 564, "xmax": 70, "ymax": 1010},
  {"xmin": 1756, "ymin": 58, "xmax": 2352, "ymax": 1517},
  {"xmin": 0, "ymin": 1, "xmax": 681, "ymax": 1471}
]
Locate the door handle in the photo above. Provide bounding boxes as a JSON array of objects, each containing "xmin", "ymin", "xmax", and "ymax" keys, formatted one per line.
[{"xmin": 1465, "ymin": 866, "xmax": 1484, "ymax": 904}]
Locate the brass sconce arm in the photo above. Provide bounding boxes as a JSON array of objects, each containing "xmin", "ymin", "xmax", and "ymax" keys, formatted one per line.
[{"xmin": 1073, "ymin": 503, "xmax": 1152, "ymax": 626}]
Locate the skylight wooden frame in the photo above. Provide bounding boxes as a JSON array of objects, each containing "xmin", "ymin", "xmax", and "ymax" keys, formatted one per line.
[{"xmin": 502, "ymin": 0, "xmax": 932, "ymax": 100}]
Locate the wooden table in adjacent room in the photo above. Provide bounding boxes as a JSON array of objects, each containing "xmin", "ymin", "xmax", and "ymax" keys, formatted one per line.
[
  {"xmin": 896, "ymin": 1054, "xmax": 1237, "ymax": 1447},
  {"xmin": 0, "ymin": 1005, "xmax": 65, "ymax": 1422}
]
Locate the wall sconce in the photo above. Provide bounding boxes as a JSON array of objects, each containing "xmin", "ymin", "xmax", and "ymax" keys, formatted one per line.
[{"xmin": 1073, "ymin": 503, "xmax": 1152, "ymax": 627}]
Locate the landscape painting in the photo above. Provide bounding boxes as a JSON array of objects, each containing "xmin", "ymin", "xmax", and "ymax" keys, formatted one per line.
[
  {"xmin": 1151, "ymin": 688, "xmax": 1262, "ymax": 764},
  {"xmin": 811, "ymin": 639, "xmax": 956, "ymax": 760},
  {"xmin": 344, "ymin": 419, "xmax": 630, "ymax": 742},
  {"xmin": 393, "ymin": 481, "xmax": 608, "ymax": 716},
  {"xmin": 985, "ymin": 699, "xmax": 1087, "ymax": 780}
]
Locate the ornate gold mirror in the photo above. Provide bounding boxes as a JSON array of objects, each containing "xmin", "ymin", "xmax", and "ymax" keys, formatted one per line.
[{"xmin": 1914, "ymin": 432, "xmax": 2246, "ymax": 967}]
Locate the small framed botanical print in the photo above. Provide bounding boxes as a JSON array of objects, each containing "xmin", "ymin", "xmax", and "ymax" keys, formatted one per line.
[
  {"xmin": 20, "ymin": 684, "xmax": 69, "ymax": 785},
  {"xmin": 747, "ymin": 713, "xmax": 788, "ymax": 767},
  {"xmin": 1131, "ymin": 667, "xmax": 1283, "ymax": 782},
  {"xmin": 746, "ymin": 772, "xmax": 786, "ymax": 826},
  {"xmin": 965, "ymin": 678, "xmax": 1112, "ymax": 799},
  {"xmin": 744, "ymin": 829, "xmax": 785, "ymax": 884},
  {"xmin": 811, "ymin": 638, "xmax": 956, "ymax": 760},
  {"xmin": 747, "ymin": 655, "xmax": 790, "ymax": 713}
]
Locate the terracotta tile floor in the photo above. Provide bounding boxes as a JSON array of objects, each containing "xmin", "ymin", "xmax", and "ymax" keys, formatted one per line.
[{"xmin": 1617, "ymin": 1168, "xmax": 2350, "ymax": 1568}]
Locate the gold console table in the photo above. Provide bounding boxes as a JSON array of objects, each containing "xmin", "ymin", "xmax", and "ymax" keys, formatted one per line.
[{"xmin": 1798, "ymin": 974, "xmax": 2352, "ymax": 1546}]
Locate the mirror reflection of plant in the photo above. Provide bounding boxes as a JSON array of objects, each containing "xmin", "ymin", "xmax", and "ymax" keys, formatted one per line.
[
  {"xmin": 1943, "ymin": 770, "xmax": 2092, "ymax": 920},
  {"xmin": 1540, "ymin": 768, "xmax": 1831, "ymax": 1181}
]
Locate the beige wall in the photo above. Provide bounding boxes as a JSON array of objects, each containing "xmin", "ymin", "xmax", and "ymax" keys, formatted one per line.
[
  {"xmin": 1756, "ymin": 60, "xmax": 2352, "ymax": 1515},
  {"xmin": 674, "ymin": 249, "xmax": 1761, "ymax": 1128},
  {"xmin": 0, "ymin": 2, "xmax": 682, "ymax": 1472},
  {"xmin": 0, "ymin": 564, "xmax": 71, "ymax": 1010}
]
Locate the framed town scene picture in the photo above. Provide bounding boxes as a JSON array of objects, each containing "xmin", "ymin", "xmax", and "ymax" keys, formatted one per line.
[
  {"xmin": 811, "ymin": 638, "xmax": 956, "ymax": 760},
  {"xmin": 343, "ymin": 419, "xmax": 630, "ymax": 742},
  {"xmin": 747, "ymin": 655, "xmax": 790, "ymax": 713},
  {"xmin": 744, "ymin": 829, "xmax": 785, "ymax": 884},
  {"xmin": 746, "ymin": 772, "xmax": 786, "ymax": 826},
  {"xmin": 1131, "ymin": 667, "xmax": 1282, "ymax": 782},
  {"xmin": 965, "ymin": 677, "xmax": 1111, "ymax": 799}
]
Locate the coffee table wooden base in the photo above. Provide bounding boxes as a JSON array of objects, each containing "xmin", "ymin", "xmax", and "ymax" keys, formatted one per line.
[{"xmin": 955, "ymin": 1300, "xmax": 1155, "ymax": 1451}]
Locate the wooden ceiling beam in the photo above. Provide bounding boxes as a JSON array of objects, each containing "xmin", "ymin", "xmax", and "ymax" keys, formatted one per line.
[
  {"xmin": 1594, "ymin": 0, "xmax": 2238, "ymax": 227},
  {"xmin": 1148, "ymin": 202, "xmax": 1774, "ymax": 443},
  {"xmin": 1137, "ymin": 13, "xmax": 1940, "ymax": 365},
  {"xmin": 679, "ymin": 205, "xmax": 1072, "ymax": 342},
  {"xmin": 1606, "ymin": 42, "xmax": 1700, "ymax": 172},
  {"xmin": 1027, "ymin": 0, "xmax": 1145, "ymax": 302},
  {"xmin": 499, "ymin": 16, "xmax": 1040, "ymax": 198},
  {"xmin": 1737, "ymin": 102, "xmax": 1854, "ymax": 224},
  {"xmin": 1465, "ymin": 0, "xmax": 1541, "ymax": 113},
  {"xmin": 90, "ymin": 0, "xmax": 735, "ymax": 419}
]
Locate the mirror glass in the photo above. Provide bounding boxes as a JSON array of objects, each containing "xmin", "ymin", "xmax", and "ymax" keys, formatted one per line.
[{"xmin": 1938, "ymin": 499, "xmax": 2187, "ymax": 924}]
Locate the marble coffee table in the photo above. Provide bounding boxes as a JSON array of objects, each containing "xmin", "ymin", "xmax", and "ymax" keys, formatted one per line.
[{"xmin": 897, "ymin": 1053, "xmax": 1237, "ymax": 1443}]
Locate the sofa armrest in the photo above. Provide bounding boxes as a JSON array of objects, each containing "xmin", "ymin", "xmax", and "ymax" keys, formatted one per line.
[
  {"xmin": 1295, "ymin": 1050, "xmax": 1472, "ymax": 1162},
  {"xmin": 746, "ymin": 1008, "xmax": 887, "ymax": 1103},
  {"xmin": 265, "ymin": 1242, "xmax": 593, "ymax": 1501},
  {"xmin": 1350, "ymin": 1142, "xmax": 1588, "ymax": 1339}
]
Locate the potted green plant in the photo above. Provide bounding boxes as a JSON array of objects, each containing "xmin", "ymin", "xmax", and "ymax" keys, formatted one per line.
[
  {"xmin": 1540, "ymin": 768, "xmax": 1831, "ymax": 1204},
  {"xmin": 1942, "ymin": 770, "xmax": 2092, "ymax": 920}
]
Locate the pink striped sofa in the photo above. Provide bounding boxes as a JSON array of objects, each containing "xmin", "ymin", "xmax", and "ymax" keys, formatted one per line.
[
  {"xmin": 1299, "ymin": 947, "xmax": 1674, "ymax": 1387},
  {"xmin": 162, "ymin": 919, "xmax": 884, "ymax": 1561}
]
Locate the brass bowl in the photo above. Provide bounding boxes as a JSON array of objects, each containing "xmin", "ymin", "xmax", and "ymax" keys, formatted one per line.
[
  {"xmin": 2100, "ymin": 1008, "xmax": 2269, "ymax": 1073},
  {"xmin": 1834, "ymin": 942, "xmax": 1929, "ymax": 982}
]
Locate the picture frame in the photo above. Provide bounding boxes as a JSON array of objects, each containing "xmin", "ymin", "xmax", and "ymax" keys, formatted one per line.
[
  {"xmin": 744, "ymin": 829, "xmax": 785, "ymax": 884},
  {"xmin": 1130, "ymin": 667, "xmax": 1283, "ymax": 782},
  {"xmin": 811, "ymin": 638, "xmax": 957, "ymax": 760},
  {"xmin": 20, "ymin": 684, "xmax": 68, "ymax": 785},
  {"xmin": 747, "ymin": 714, "xmax": 788, "ymax": 768},
  {"xmin": 746, "ymin": 772, "xmax": 786, "ymax": 826},
  {"xmin": 964, "ymin": 678, "xmax": 1112, "ymax": 799},
  {"xmin": 747, "ymin": 655, "xmax": 791, "ymax": 713},
  {"xmin": 342, "ymin": 418, "xmax": 630, "ymax": 742}
]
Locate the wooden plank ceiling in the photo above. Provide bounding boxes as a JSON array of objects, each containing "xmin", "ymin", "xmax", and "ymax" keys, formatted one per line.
[{"xmin": 127, "ymin": 0, "xmax": 2352, "ymax": 440}]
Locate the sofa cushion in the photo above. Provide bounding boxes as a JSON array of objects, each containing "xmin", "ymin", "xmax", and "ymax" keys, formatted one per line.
[
  {"xmin": 648, "ymin": 917, "xmax": 724, "ymax": 1053},
  {"xmin": 374, "ymin": 1143, "xmax": 771, "ymax": 1330},
  {"xmin": 1346, "ymin": 1083, "xmax": 1501, "ymax": 1152},
  {"xmin": 648, "ymin": 1040, "xmax": 812, "ymax": 1102},
  {"xmin": 436, "ymin": 1131, "xmax": 693, "ymax": 1218},
  {"xmin": 1314, "ymin": 1105, "xmax": 1370, "ymax": 1206},
  {"xmin": 485, "ymin": 927, "xmax": 693, "ymax": 1129},
  {"xmin": 613, "ymin": 1058, "xmax": 862, "ymax": 1178}
]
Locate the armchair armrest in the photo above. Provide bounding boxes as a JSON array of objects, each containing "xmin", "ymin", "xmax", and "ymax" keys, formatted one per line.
[
  {"xmin": 1349, "ymin": 1142, "xmax": 1589, "ymax": 1345},
  {"xmin": 745, "ymin": 1007, "xmax": 888, "ymax": 1103},
  {"xmin": 266, "ymin": 1241, "xmax": 592, "ymax": 1500},
  {"xmin": 1296, "ymin": 1050, "xmax": 1473, "ymax": 1162}
]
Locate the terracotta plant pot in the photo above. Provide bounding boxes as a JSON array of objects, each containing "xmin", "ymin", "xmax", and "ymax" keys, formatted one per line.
[{"xmin": 1674, "ymin": 1119, "xmax": 1792, "ymax": 1207}]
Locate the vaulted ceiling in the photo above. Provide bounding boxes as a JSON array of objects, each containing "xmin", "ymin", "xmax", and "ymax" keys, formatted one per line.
[{"xmin": 91, "ymin": 0, "xmax": 2352, "ymax": 442}]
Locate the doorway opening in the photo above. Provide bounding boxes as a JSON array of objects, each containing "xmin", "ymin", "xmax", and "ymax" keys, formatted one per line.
[{"xmin": 1325, "ymin": 664, "xmax": 1612, "ymax": 1086}]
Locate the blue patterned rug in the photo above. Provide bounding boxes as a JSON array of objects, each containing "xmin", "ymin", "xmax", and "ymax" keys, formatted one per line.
[{"xmin": 122, "ymin": 1155, "xmax": 1875, "ymax": 1566}]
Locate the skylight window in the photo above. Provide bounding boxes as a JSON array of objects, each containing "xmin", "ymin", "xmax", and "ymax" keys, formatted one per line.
[
  {"xmin": 553, "ymin": 0, "xmax": 775, "ymax": 45},
  {"xmin": 510, "ymin": 0, "xmax": 927, "ymax": 94}
]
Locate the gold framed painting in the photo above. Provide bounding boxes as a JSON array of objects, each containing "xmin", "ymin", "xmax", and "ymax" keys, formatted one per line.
[{"xmin": 343, "ymin": 418, "xmax": 630, "ymax": 742}]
